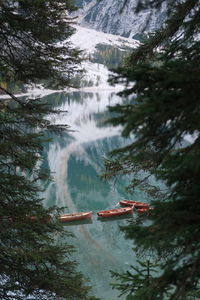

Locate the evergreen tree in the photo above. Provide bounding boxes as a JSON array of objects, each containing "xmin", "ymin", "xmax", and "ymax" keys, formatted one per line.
[
  {"xmin": 105, "ymin": 0, "xmax": 200, "ymax": 299},
  {"xmin": 0, "ymin": 0, "xmax": 81, "ymax": 88},
  {"xmin": 111, "ymin": 260, "xmax": 159, "ymax": 300},
  {"xmin": 0, "ymin": 1, "xmax": 98, "ymax": 299}
]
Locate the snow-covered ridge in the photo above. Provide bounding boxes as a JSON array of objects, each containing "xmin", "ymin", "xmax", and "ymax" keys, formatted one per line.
[
  {"xmin": 70, "ymin": 25, "xmax": 139, "ymax": 54},
  {"xmin": 69, "ymin": 25, "xmax": 138, "ymax": 91},
  {"xmin": 0, "ymin": 25, "xmax": 137, "ymax": 99}
]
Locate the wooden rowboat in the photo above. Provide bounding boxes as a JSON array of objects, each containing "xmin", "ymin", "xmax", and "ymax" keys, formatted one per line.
[
  {"xmin": 57, "ymin": 211, "xmax": 92, "ymax": 222},
  {"xmin": 137, "ymin": 207, "xmax": 150, "ymax": 213},
  {"xmin": 97, "ymin": 207, "xmax": 133, "ymax": 218},
  {"xmin": 119, "ymin": 200, "xmax": 149, "ymax": 209},
  {"xmin": 137, "ymin": 207, "xmax": 153, "ymax": 214}
]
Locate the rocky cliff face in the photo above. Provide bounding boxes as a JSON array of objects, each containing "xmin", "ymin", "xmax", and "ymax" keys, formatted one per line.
[{"xmin": 75, "ymin": 0, "xmax": 166, "ymax": 38}]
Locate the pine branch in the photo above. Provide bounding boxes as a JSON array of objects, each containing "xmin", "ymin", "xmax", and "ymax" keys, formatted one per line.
[
  {"xmin": 0, "ymin": 86, "xmax": 23, "ymax": 104},
  {"xmin": 130, "ymin": 0, "xmax": 197, "ymax": 64}
]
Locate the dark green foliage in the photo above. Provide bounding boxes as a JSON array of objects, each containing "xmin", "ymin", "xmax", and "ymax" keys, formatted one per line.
[
  {"xmin": 0, "ymin": 96, "xmax": 98, "ymax": 300},
  {"xmin": 0, "ymin": 0, "xmax": 81, "ymax": 88},
  {"xmin": 106, "ymin": 0, "xmax": 200, "ymax": 299},
  {"xmin": 111, "ymin": 260, "xmax": 160, "ymax": 299},
  {"xmin": 0, "ymin": 1, "xmax": 99, "ymax": 299}
]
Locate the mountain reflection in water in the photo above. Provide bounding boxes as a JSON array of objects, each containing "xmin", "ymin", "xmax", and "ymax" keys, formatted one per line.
[{"xmin": 42, "ymin": 91, "xmax": 146, "ymax": 299}]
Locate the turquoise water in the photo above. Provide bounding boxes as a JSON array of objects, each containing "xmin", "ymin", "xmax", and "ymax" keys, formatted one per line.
[{"xmin": 42, "ymin": 91, "xmax": 147, "ymax": 299}]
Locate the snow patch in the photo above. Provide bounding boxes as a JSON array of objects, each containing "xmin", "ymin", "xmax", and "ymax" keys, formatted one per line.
[
  {"xmin": 70, "ymin": 25, "xmax": 139, "ymax": 54},
  {"xmin": 70, "ymin": 25, "xmax": 138, "ymax": 91}
]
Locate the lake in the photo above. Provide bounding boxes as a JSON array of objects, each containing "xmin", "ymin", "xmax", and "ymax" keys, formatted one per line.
[{"xmin": 41, "ymin": 90, "xmax": 147, "ymax": 299}]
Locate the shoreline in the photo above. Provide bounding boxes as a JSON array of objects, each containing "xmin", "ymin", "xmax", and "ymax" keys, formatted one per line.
[{"xmin": 0, "ymin": 84, "xmax": 125, "ymax": 100}]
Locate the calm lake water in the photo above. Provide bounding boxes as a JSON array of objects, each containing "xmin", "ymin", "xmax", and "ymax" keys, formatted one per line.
[{"xmin": 41, "ymin": 90, "xmax": 147, "ymax": 299}]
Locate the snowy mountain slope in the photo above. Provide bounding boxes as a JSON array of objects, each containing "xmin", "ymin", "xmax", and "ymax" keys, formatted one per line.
[
  {"xmin": 70, "ymin": 25, "xmax": 139, "ymax": 54},
  {"xmin": 70, "ymin": 25, "xmax": 138, "ymax": 90},
  {"xmin": 74, "ymin": 0, "xmax": 167, "ymax": 38},
  {"xmin": 1, "ymin": 25, "xmax": 137, "ymax": 96}
]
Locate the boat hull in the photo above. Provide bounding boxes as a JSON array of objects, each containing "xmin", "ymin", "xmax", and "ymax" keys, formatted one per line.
[
  {"xmin": 97, "ymin": 207, "xmax": 133, "ymax": 218},
  {"xmin": 58, "ymin": 211, "xmax": 92, "ymax": 222},
  {"xmin": 137, "ymin": 207, "xmax": 153, "ymax": 214},
  {"xmin": 119, "ymin": 200, "xmax": 149, "ymax": 209},
  {"xmin": 137, "ymin": 208, "xmax": 149, "ymax": 213},
  {"xmin": 98, "ymin": 214, "xmax": 133, "ymax": 222}
]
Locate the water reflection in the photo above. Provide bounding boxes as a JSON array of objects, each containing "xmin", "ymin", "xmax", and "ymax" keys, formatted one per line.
[{"xmin": 42, "ymin": 91, "xmax": 142, "ymax": 299}]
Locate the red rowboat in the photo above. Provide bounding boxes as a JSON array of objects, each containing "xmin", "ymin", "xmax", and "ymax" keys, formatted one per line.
[
  {"xmin": 119, "ymin": 200, "xmax": 149, "ymax": 209},
  {"xmin": 57, "ymin": 211, "xmax": 92, "ymax": 222},
  {"xmin": 137, "ymin": 207, "xmax": 153, "ymax": 214},
  {"xmin": 97, "ymin": 207, "xmax": 133, "ymax": 218},
  {"xmin": 137, "ymin": 207, "xmax": 149, "ymax": 213}
]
